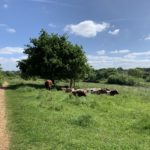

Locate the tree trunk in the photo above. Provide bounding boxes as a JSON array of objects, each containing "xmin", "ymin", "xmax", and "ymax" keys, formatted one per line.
[
  {"xmin": 70, "ymin": 79, "xmax": 73, "ymax": 88},
  {"xmin": 52, "ymin": 79, "xmax": 55, "ymax": 85},
  {"xmin": 73, "ymin": 79, "xmax": 75, "ymax": 88}
]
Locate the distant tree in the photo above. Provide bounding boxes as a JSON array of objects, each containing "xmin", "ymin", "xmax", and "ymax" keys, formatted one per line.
[
  {"xmin": 0, "ymin": 64, "xmax": 3, "ymax": 86},
  {"xmin": 117, "ymin": 67, "xmax": 124, "ymax": 72},
  {"xmin": 84, "ymin": 66, "xmax": 97, "ymax": 82},
  {"xmin": 17, "ymin": 30, "xmax": 89, "ymax": 87},
  {"xmin": 96, "ymin": 68, "xmax": 118, "ymax": 80},
  {"xmin": 107, "ymin": 74, "xmax": 136, "ymax": 86},
  {"xmin": 0, "ymin": 64, "xmax": 2, "ymax": 71},
  {"xmin": 128, "ymin": 68, "xmax": 143, "ymax": 78}
]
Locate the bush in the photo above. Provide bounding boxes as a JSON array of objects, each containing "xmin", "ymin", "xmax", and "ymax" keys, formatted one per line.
[
  {"xmin": 0, "ymin": 73, "xmax": 3, "ymax": 86},
  {"xmin": 146, "ymin": 76, "xmax": 150, "ymax": 82},
  {"xmin": 107, "ymin": 74, "xmax": 136, "ymax": 86}
]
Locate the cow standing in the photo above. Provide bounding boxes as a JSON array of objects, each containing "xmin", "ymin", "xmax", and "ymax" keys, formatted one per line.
[{"xmin": 45, "ymin": 80, "xmax": 53, "ymax": 90}]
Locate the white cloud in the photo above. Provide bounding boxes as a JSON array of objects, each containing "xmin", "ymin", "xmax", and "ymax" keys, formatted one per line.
[
  {"xmin": 108, "ymin": 29, "xmax": 120, "ymax": 35},
  {"xmin": 0, "ymin": 54, "xmax": 27, "ymax": 71},
  {"xmin": 0, "ymin": 24, "xmax": 16, "ymax": 33},
  {"xmin": 3, "ymin": 4, "xmax": 8, "ymax": 8},
  {"xmin": 0, "ymin": 57, "xmax": 20, "ymax": 71},
  {"xmin": 132, "ymin": 51, "xmax": 150, "ymax": 56},
  {"xmin": 0, "ymin": 46, "xmax": 26, "ymax": 70},
  {"xmin": 144, "ymin": 35, "xmax": 150, "ymax": 40},
  {"xmin": 0, "ymin": 47, "xmax": 23, "ymax": 54},
  {"xmin": 87, "ymin": 50, "xmax": 150, "ymax": 69},
  {"xmin": 48, "ymin": 23, "xmax": 56, "ymax": 28},
  {"xmin": 111, "ymin": 49, "xmax": 130, "ymax": 54},
  {"xmin": 96, "ymin": 50, "xmax": 106, "ymax": 55},
  {"xmin": 64, "ymin": 20, "xmax": 110, "ymax": 38},
  {"xmin": 6, "ymin": 28, "xmax": 16, "ymax": 33},
  {"xmin": 124, "ymin": 51, "xmax": 150, "ymax": 58}
]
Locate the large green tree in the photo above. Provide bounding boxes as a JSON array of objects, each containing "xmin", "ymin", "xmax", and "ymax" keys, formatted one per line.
[{"xmin": 18, "ymin": 30, "xmax": 89, "ymax": 87}]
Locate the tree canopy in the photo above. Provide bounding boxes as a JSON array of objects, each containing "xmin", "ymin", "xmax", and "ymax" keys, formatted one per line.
[
  {"xmin": 0, "ymin": 64, "xmax": 2, "ymax": 71},
  {"xmin": 18, "ymin": 30, "xmax": 89, "ymax": 87}
]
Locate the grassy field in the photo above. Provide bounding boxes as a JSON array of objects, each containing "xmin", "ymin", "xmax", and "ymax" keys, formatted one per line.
[{"xmin": 6, "ymin": 79, "xmax": 150, "ymax": 150}]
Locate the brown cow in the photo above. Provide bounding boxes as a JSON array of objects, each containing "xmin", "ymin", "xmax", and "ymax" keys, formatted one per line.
[
  {"xmin": 45, "ymin": 80, "xmax": 53, "ymax": 90},
  {"xmin": 72, "ymin": 90, "xmax": 86, "ymax": 97},
  {"xmin": 109, "ymin": 90, "xmax": 119, "ymax": 96},
  {"xmin": 91, "ymin": 88, "xmax": 110, "ymax": 95}
]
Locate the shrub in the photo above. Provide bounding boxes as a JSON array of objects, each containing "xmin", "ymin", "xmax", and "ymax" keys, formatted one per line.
[
  {"xmin": 0, "ymin": 73, "xmax": 3, "ymax": 86},
  {"xmin": 146, "ymin": 76, "xmax": 150, "ymax": 82},
  {"xmin": 70, "ymin": 114, "xmax": 93, "ymax": 127},
  {"xmin": 128, "ymin": 68, "xmax": 143, "ymax": 78},
  {"xmin": 107, "ymin": 74, "xmax": 136, "ymax": 86},
  {"xmin": 127, "ymin": 77, "xmax": 136, "ymax": 86}
]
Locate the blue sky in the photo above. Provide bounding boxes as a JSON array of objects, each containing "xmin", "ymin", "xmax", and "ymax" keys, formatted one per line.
[{"xmin": 1, "ymin": 0, "xmax": 150, "ymax": 70}]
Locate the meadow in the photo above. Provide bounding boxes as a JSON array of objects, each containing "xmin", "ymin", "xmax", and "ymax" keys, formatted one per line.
[{"xmin": 6, "ymin": 78, "xmax": 150, "ymax": 150}]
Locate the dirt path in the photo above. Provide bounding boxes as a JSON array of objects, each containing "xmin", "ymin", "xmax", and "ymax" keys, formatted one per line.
[{"xmin": 0, "ymin": 81, "xmax": 9, "ymax": 150}]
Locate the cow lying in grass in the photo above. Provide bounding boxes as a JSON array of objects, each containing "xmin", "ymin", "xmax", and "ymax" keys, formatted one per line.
[
  {"xmin": 90, "ymin": 88, "xmax": 119, "ymax": 96},
  {"xmin": 72, "ymin": 90, "xmax": 87, "ymax": 97},
  {"xmin": 55, "ymin": 86, "xmax": 119, "ymax": 96},
  {"xmin": 108, "ymin": 90, "xmax": 119, "ymax": 96},
  {"xmin": 65, "ymin": 88, "xmax": 86, "ymax": 97},
  {"xmin": 91, "ymin": 88, "xmax": 109, "ymax": 94}
]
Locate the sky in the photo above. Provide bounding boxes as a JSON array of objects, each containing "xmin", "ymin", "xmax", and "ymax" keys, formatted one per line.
[{"xmin": 1, "ymin": 0, "xmax": 150, "ymax": 70}]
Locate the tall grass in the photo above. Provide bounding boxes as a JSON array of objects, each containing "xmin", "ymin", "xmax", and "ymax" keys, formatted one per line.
[{"xmin": 6, "ymin": 79, "xmax": 150, "ymax": 150}]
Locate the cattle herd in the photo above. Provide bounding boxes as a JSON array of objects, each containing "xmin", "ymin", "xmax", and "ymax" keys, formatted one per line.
[{"xmin": 44, "ymin": 80, "xmax": 119, "ymax": 97}]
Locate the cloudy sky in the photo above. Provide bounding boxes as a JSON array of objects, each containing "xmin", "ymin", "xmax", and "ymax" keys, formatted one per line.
[{"xmin": 1, "ymin": 0, "xmax": 150, "ymax": 70}]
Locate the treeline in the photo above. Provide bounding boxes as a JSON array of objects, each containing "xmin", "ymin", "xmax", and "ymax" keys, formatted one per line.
[
  {"xmin": 0, "ymin": 64, "xmax": 3, "ymax": 86},
  {"xmin": 0, "ymin": 68, "xmax": 150, "ymax": 86},
  {"xmin": 0, "ymin": 67, "xmax": 21, "ymax": 86},
  {"xmin": 85, "ymin": 67, "xmax": 150, "ymax": 86}
]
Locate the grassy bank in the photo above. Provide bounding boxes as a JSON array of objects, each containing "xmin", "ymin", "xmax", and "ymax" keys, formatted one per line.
[{"xmin": 6, "ymin": 79, "xmax": 150, "ymax": 150}]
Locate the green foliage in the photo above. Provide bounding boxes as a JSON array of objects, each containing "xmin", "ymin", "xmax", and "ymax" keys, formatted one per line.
[
  {"xmin": 128, "ymin": 68, "xmax": 143, "ymax": 78},
  {"xmin": 0, "ymin": 64, "xmax": 3, "ymax": 86},
  {"xmin": 85, "ymin": 67, "xmax": 150, "ymax": 86},
  {"xmin": 0, "ymin": 65, "xmax": 1, "ymax": 72},
  {"xmin": 107, "ymin": 74, "xmax": 137, "ymax": 86},
  {"xmin": 85, "ymin": 68, "xmax": 118, "ymax": 83},
  {"xmin": 96, "ymin": 68, "xmax": 118, "ymax": 80},
  {"xmin": 3, "ymin": 71, "xmax": 21, "ymax": 80},
  {"xmin": 146, "ymin": 76, "xmax": 150, "ymax": 82},
  {"xmin": 84, "ymin": 66, "xmax": 98, "ymax": 82},
  {"xmin": 18, "ymin": 30, "xmax": 89, "ymax": 86},
  {"xmin": 0, "ymin": 80, "xmax": 2, "ymax": 86}
]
